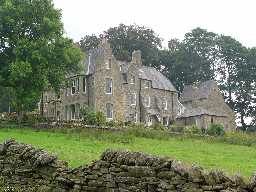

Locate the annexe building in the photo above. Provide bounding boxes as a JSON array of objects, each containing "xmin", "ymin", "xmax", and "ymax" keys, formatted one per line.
[
  {"xmin": 176, "ymin": 80, "xmax": 236, "ymax": 130},
  {"xmin": 42, "ymin": 40, "xmax": 184, "ymax": 126}
]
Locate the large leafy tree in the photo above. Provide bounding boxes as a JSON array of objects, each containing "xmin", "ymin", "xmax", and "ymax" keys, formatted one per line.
[
  {"xmin": 79, "ymin": 24, "xmax": 162, "ymax": 67},
  {"xmin": 0, "ymin": 0, "xmax": 82, "ymax": 118}
]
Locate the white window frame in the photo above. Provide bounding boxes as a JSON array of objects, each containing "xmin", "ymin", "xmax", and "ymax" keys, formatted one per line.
[
  {"xmin": 145, "ymin": 96, "xmax": 151, "ymax": 107},
  {"xmin": 144, "ymin": 80, "xmax": 150, "ymax": 88},
  {"xmin": 130, "ymin": 75, "xmax": 135, "ymax": 84},
  {"xmin": 106, "ymin": 58, "xmax": 112, "ymax": 69},
  {"xmin": 71, "ymin": 79, "xmax": 76, "ymax": 95},
  {"xmin": 131, "ymin": 93, "xmax": 136, "ymax": 106},
  {"xmin": 163, "ymin": 99, "xmax": 168, "ymax": 110},
  {"xmin": 106, "ymin": 78, "xmax": 113, "ymax": 95},
  {"xmin": 106, "ymin": 103, "xmax": 113, "ymax": 120}
]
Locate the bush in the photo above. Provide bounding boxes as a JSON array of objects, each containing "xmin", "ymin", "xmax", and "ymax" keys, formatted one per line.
[
  {"xmin": 149, "ymin": 123, "xmax": 166, "ymax": 131},
  {"xmin": 207, "ymin": 124, "xmax": 225, "ymax": 136},
  {"xmin": 81, "ymin": 107, "xmax": 107, "ymax": 126},
  {"xmin": 169, "ymin": 125, "xmax": 185, "ymax": 133},
  {"xmin": 184, "ymin": 125, "xmax": 202, "ymax": 135}
]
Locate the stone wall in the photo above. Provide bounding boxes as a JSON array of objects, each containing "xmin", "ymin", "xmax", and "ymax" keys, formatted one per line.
[{"xmin": 1, "ymin": 139, "xmax": 255, "ymax": 192}]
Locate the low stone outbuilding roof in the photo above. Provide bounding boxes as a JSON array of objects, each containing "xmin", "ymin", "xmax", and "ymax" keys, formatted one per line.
[
  {"xmin": 180, "ymin": 80, "xmax": 216, "ymax": 102},
  {"xmin": 177, "ymin": 107, "xmax": 227, "ymax": 119}
]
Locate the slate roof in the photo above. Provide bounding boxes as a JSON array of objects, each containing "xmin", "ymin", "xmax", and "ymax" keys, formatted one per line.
[
  {"xmin": 180, "ymin": 80, "xmax": 216, "ymax": 102},
  {"xmin": 177, "ymin": 107, "xmax": 227, "ymax": 118},
  {"xmin": 84, "ymin": 51, "xmax": 177, "ymax": 92},
  {"xmin": 139, "ymin": 66, "xmax": 177, "ymax": 92},
  {"xmin": 83, "ymin": 47, "xmax": 104, "ymax": 75}
]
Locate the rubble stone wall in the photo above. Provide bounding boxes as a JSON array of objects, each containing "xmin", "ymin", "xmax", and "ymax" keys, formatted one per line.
[{"xmin": 0, "ymin": 139, "xmax": 255, "ymax": 192}]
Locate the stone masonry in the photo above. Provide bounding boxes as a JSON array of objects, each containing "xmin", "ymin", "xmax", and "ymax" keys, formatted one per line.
[{"xmin": 1, "ymin": 139, "xmax": 255, "ymax": 192}]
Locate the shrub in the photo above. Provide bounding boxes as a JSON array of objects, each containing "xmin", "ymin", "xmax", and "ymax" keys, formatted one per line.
[
  {"xmin": 95, "ymin": 111, "xmax": 106, "ymax": 126},
  {"xmin": 81, "ymin": 107, "xmax": 107, "ymax": 126},
  {"xmin": 169, "ymin": 125, "xmax": 185, "ymax": 133},
  {"xmin": 106, "ymin": 120, "xmax": 117, "ymax": 127},
  {"xmin": 207, "ymin": 124, "xmax": 225, "ymax": 136},
  {"xmin": 184, "ymin": 125, "xmax": 202, "ymax": 135},
  {"xmin": 149, "ymin": 123, "xmax": 166, "ymax": 131}
]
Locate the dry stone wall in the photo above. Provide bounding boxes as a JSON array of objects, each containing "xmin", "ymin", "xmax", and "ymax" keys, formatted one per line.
[{"xmin": 0, "ymin": 139, "xmax": 256, "ymax": 192}]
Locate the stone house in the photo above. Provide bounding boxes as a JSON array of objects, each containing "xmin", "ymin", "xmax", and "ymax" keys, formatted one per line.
[
  {"xmin": 41, "ymin": 39, "xmax": 184, "ymax": 126},
  {"xmin": 176, "ymin": 80, "xmax": 236, "ymax": 130}
]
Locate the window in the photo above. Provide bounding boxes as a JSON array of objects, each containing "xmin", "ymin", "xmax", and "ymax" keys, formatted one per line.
[
  {"xmin": 130, "ymin": 112, "xmax": 137, "ymax": 123},
  {"xmin": 76, "ymin": 78, "xmax": 80, "ymax": 93},
  {"xmin": 144, "ymin": 80, "xmax": 150, "ymax": 88},
  {"xmin": 122, "ymin": 73, "xmax": 128, "ymax": 83},
  {"xmin": 71, "ymin": 79, "xmax": 76, "ymax": 95},
  {"xmin": 163, "ymin": 99, "xmax": 168, "ymax": 110},
  {"xmin": 106, "ymin": 58, "xmax": 112, "ymax": 69},
  {"xmin": 106, "ymin": 103, "xmax": 113, "ymax": 119},
  {"xmin": 211, "ymin": 117, "xmax": 214, "ymax": 124},
  {"xmin": 82, "ymin": 77, "xmax": 86, "ymax": 93},
  {"xmin": 163, "ymin": 117, "xmax": 169, "ymax": 126},
  {"xmin": 145, "ymin": 96, "xmax": 151, "ymax": 107},
  {"xmin": 70, "ymin": 105, "xmax": 75, "ymax": 120},
  {"xmin": 131, "ymin": 93, "xmax": 136, "ymax": 106},
  {"xmin": 131, "ymin": 76, "xmax": 135, "ymax": 84},
  {"xmin": 106, "ymin": 78, "xmax": 113, "ymax": 94}
]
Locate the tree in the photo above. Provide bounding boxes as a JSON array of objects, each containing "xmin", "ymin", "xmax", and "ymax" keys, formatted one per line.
[
  {"xmin": 0, "ymin": 0, "xmax": 83, "ymax": 119},
  {"xmin": 79, "ymin": 34, "xmax": 101, "ymax": 52},
  {"xmin": 79, "ymin": 24, "xmax": 162, "ymax": 67}
]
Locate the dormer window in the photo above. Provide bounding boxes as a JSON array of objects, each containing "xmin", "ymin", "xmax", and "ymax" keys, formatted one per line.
[
  {"xmin": 106, "ymin": 78, "xmax": 113, "ymax": 94},
  {"xmin": 131, "ymin": 75, "xmax": 135, "ymax": 84},
  {"xmin": 144, "ymin": 80, "xmax": 150, "ymax": 88},
  {"xmin": 106, "ymin": 58, "xmax": 112, "ymax": 69}
]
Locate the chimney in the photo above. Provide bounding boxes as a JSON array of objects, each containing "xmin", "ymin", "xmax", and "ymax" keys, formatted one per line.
[{"xmin": 132, "ymin": 50, "xmax": 142, "ymax": 66}]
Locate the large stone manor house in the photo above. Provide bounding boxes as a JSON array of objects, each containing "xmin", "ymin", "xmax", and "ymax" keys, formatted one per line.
[{"xmin": 41, "ymin": 39, "xmax": 236, "ymax": 130}]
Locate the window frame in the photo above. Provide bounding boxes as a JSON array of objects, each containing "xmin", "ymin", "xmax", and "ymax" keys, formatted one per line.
[
  {"xmin": 82, "ymin": 77, "xmax": 86, "ymax": 93},
  {"xmin": 130, "ymin": 93, "xmax": 137, "ymax": 106},
  {"xmin": 130, "ymin": 75, "xmax": 135, "ymax": 84},
  {"xmin": 106, "ymin": 58, "xmax": 112, "ymax": 69},
  {"xmin": 106, "ymin": 78, "xmax": 113, "ymax": 95},
  {"xmin": 163, "ymin": 99, "xmax": 168, "ymax": 110},
  {"xmin": 71, "ymin": 79, "xmax": 76, "ymax": 95},
  {"xmin": 106, "ymin": 103, "xmax": 114, "ymax": 120},
  {"xmin": 145, "ymin": 96, "xmax": 151, "ymax": 107}
]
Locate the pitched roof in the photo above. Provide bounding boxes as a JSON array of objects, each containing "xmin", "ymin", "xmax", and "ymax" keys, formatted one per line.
[
  {"xmin": 180, "ymin": 80, "xmax": 216, "ymax": 102},
  {"xmin": 177, "ymin": 107, "xmax": 227, "ymax": 118},
  {"xmin": 139, "ymin": 66, "xmax": 177, "ymax": 92},
  {"xmin": 83, "ymin": 47, "xmax": 104, "ymax": 75}
]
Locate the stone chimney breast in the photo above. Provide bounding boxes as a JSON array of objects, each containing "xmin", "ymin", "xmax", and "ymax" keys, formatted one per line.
[{"xmin": 132, "ymin": 50, "xmax": 142, "ymax": 66}]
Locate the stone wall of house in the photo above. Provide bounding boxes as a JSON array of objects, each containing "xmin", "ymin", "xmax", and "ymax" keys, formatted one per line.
[{"xmin": 1, "ymin": 139, "xmax": 255, "ymax": 192}]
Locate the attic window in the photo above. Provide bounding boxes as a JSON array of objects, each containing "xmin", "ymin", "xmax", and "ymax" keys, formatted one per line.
[{"xmin": 144, "ymin": 80, "xmax": 150, "ymax": 88}]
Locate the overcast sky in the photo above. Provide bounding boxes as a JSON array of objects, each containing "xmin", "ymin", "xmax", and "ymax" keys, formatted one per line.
[{"xmin": 53, "ymin": 0, "xmax": 256, "ymax": 48}]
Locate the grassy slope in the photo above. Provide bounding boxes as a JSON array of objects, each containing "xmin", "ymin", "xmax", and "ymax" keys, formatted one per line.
[{"xmin": 0, "ymin": 128, "xmax": 255, "ymax": 178}]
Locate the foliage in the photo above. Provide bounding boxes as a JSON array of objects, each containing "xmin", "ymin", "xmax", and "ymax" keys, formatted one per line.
[
  {"xmin": 80, "ymin": 107, "xmax": 106, "ymax": 126},
  {"xmin": 148, "ymin": 123, "xmax": 166, "ymax": 131},
  {"xmin": 169, "ymin": 125, "xmax": 185, "ymax": 133},
  {"xmin": 0, "ymin": 0, "xmax": 83, "ymax": 118},
  {"xmin": 206, "ymin": 124, "xmax": 225, "ymax": 136},
  {"xmin": 79, "ymin": 24, "xmax": 162, "ymax": 67},
  {"xmin": 184, "ymin": 125, "xmax": 202, "ymax": 135}
]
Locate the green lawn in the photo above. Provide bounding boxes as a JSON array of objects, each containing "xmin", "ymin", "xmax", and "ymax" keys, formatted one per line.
[{"xmin": 0, "ymin": 128, "xmax": 255, "ymax": 178}]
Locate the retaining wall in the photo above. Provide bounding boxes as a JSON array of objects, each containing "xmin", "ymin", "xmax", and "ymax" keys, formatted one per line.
[{"xmin": 0, "ymin": 139, "xmax": 255, "ymax": 192}]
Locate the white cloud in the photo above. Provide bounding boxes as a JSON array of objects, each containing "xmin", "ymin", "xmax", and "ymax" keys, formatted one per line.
[{"xmin": 53, "ymin": 0, "xmax": 256, "ymax": 48}]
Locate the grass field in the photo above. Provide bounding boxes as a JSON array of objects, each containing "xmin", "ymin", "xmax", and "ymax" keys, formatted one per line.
[{"xmin": 0, "ymin": 127, "xmax": 255, "ymax": 178}]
